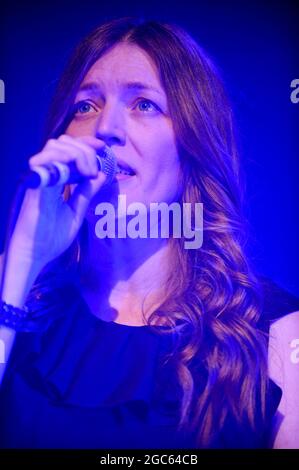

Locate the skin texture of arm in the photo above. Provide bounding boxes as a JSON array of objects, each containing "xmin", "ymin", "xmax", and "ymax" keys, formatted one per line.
[
  {"xmin": 0, "ymin": 253, "xmax": 43, "ymax": 385},
  {"xmin": 268, "ymin": 310, "xmax": 299, "ymax": 448}
]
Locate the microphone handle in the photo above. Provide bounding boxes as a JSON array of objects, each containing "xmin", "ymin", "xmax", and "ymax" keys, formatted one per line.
[{"xmin": 22, "ymin": 146, "xmax": 117, "ymax": 189}]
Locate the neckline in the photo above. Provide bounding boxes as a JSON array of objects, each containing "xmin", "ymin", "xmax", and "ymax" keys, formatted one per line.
[
  {"xmin": 70, "ymin": 282, "xmax": 176, "ymax": 331},
  {"xmin": 79, "ymin": 293, "xmax": 171, "ymax": 330},
  {"xmin": 92, "ymin": 314, "xmax": 150, "ymax": 329},
  {"xmin": 86, "ymin": 310, "xmax": 179, "ymax": 333}
]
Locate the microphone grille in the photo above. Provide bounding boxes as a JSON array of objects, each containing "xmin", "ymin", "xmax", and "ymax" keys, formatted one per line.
[{"xmin": 96, "ymin": 146, "xmax": 117, "ymax": 186}]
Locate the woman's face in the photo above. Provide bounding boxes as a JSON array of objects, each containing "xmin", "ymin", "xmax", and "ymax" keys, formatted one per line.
[{"xmin": 66, "ymin": 42, "xmax": 182, "ymax": 209}]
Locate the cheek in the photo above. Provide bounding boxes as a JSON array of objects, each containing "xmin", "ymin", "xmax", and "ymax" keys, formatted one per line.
[
  {"xmin": 147, "ymin": 134, "xmax": 180, "ymax": 180},
  {"xmin": 141, "ymin": 144, "xmax": 181, "ymax": 202},
  {"xmin": 159, "ymin": 164, "xmax": 182, "ymax": 202},
  {"xmin": 140, "ymin": 124, "xmax": 178, "ymax": 168},
  {"xmin": 136, "ymin": 123, "xmax": 179, "ymax": 181},
  {"xmin": 65, "ymin": 119, "xmax": 94, "ymax": 136}
]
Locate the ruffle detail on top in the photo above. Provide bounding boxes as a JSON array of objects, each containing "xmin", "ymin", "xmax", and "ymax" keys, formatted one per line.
[
  {"xmin": 14, "ymin": 286, "xmax": 182, "ymax": 416},
  {"xmin": 9, "ymin": 282, "xmax": 283, "ymax": 448}
]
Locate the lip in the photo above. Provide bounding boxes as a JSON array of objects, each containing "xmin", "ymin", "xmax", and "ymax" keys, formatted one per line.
[
  {"xmin": 114, "ymin": 173, "xmax": 136, "ymax": 182},
  {"xmin": 116, "ymin": 158, "xmax": 136, "ymax": 175}
]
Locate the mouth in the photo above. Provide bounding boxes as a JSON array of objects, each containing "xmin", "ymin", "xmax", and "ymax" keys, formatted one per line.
[{"xmin": 115, "ymin": 159, "xmax": 136, "ymax": 178}]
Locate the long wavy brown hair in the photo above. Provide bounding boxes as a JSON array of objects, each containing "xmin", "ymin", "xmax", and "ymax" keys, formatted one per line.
[{"xmin": 30, "ymin": 17, "xmax": 268, "ymax": 447}]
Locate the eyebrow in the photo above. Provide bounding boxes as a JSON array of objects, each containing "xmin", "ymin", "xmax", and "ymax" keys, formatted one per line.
[{"xmin": 77, "ymin": 81, "xmax": 163, "ymax": 96}]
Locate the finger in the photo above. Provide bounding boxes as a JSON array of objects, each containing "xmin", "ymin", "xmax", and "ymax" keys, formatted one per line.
[
  {"xmin": 58, "ymin": 135, "xmax": 99, "ymax": 175},
  {"xmin": 59, "ymin": 134, "xmax": 108, "ymax": 161},
  {"xmin": 47, "ymin": 138, "xmax": 97, "ymax": 177},
  {"xmin": 29, "ymin": 145, "xmax": 93, "ymax": 178},
  {"xmin": 29, "ymin": 149, "xmax": 73, "ymax": 167},
  {"xmin": 62, "ymin": 134, "xmax": 107, "ymax": 153}
]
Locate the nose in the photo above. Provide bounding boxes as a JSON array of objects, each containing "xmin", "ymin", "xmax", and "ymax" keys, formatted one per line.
[{"xmin": 95, "ymin": 102, "xmax": 126, "ymax": 147}]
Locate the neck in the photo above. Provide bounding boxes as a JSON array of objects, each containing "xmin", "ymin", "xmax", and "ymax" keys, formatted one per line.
[{"xmin": 78, "ymin": 224, "xmax": 172, "ymax": 326}]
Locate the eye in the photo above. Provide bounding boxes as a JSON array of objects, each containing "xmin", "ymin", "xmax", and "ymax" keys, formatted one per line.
[
  {"xmin": 134, "ymin": 99, "xmax": 160, "ymax": 114},
  {"xmin": 73, "ymin": 100, "xmax": 98, "ymax": 116}
]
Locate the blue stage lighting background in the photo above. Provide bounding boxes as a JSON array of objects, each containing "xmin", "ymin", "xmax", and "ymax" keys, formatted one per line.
[{"xmin": 0, "ymin": 0, "xmax": 298, "ymax": 295}]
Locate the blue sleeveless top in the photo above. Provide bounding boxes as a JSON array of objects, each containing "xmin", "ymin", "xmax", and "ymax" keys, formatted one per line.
[{"xmin": 0, "ymin": 278, "xmax": 298, "ymax": 449}]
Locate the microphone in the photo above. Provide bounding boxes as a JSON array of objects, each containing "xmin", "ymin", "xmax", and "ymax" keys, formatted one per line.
[{"xmin": 22, "ymin": 146, "xmax": 117, "ymax": 189}]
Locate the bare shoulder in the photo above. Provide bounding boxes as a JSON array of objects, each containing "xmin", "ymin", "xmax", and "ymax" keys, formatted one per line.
[{"xmin": 268, "ymin": 310, "xmax": 299, "ymax": 448}]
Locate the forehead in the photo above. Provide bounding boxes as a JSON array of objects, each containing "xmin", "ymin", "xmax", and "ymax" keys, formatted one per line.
[{"xmin": 81, "ymin": 43, "xmax": 163, "ymax": 91}]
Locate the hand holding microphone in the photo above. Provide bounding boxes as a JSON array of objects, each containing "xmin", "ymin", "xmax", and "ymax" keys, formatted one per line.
[
  {"xmin": 9, "ymin": 135, "xmax": 114, "ymax": 270},
  {"xmin": 24, "ymin": 141, "xmax": 117, "ymax": 188}
]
